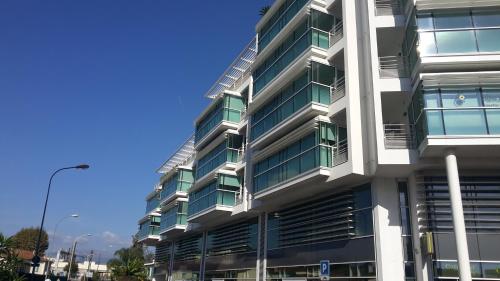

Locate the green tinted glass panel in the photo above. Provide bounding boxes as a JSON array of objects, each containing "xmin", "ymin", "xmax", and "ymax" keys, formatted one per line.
[
  {"xmin": 443, "ymin": 110, "xmax": 487, "ymax": 135},
  {"xmin": 435, "ymin": 31, "xmax": 477, "ymax": 53},
  {"xmin": 476, "ymin": 29, "xmax": 500, "ymax": 52}
]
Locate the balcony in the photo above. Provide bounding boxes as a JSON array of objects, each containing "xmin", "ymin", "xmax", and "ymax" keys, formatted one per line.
[
  {"xmin": 159, "ymin": 200, "xmax": 188, "ymax": 237},
  {"xmin": 375, "ymin": 0, "xmax": 405, "ymax": 16},
  {"xmin": 145, "ymin": 193, "xmax": 161, "ymax": 215},
  {"xmin": 384, "ymin": 124, "xmax": 416, "ymax": 149},
  {"xmin": 250, "ymin": 63, "xmax": 344, "ymax": 149},
  {"xmin": 253, "ymin": 13, "xmax": 335, "ymax": 97},
  {"xmin": 257, "ymin": 0, "xmax": 309, "ymax": 53},
  {"xmin": 408, "ymin": 85, "xmax": 500, "ymax": 156},
  {"xmin": 329, "ymin": 21, "xmax": 344, "ymax": 47},
  {"xmin": 159, "ymin": 169, "xmax": 193, "ymax": 206},
  {"xmin": 194, "ymin": 94, "xmax": 245, "ymax": 149},
  {"xmin": 195, "ymin": 134, "xmax": 243, "ymax": 181},
  {"xmin": 379, "ymin": 56, "xmax": 409, "ymax": 78},
  {"xmin": 187, "ymin": 174, "xmax": 241, "ymax": 223},
  {"xmin": 137, "ymin": 218, "xmax": 161, "ymax": 245},
  {"xmin": 253, "ymin": 120, "xmax": 347, "ymax": 198}
]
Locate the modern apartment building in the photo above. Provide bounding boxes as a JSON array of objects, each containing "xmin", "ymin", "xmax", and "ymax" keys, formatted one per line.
[{"xmin": 136, "ymin": 0, "xmax": 500, "ymax": 281}]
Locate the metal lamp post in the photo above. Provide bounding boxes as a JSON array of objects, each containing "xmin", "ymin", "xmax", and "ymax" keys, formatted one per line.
[
  {"xmin": 67, "ymin": 234, "xmax": 92, "ymax": 280},
  {"xmin": 49, "ymin": 214, "xmax": 79, "ymax": 277},
  {"xmin": 30, "ymin": 164, "xmax": 89, "ymax": 278}
]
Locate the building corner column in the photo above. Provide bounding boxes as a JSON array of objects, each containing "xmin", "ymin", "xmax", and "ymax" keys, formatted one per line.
[
  {"xmin": 444, "ymin": 149, "xmax": 472, "ymax": 281},
  {"xmin": 372, "ymin": 178, "xmax": 405, "ymax": 281},
  {"xmin": 408, "ymin": 174, "xmax": 429, "ymax": 281}
]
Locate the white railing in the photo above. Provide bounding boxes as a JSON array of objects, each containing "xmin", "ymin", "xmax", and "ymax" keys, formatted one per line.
[
  {"xmin": 379, "ymin": 55, "xmax": 409, "ymax": 78},
  {"xmin": 375, "ymin": 0, "xmax": 402, "ymax": 16},
  {"xmin": 332, "ymin": 139, "xmax": 349, "ymax": 167},
  {"xmin": 384, "ymin": 124, "xmax": 416, "ymax": 149},
  {"xmin": 331, "ymin": 77, "xmax": 346, "ymax": 103},
  {"xmin": 329, "ymin": 22, "xmax": 344, "ymax": 47}
]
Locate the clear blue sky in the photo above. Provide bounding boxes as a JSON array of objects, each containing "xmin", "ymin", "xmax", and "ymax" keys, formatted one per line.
[{"xmin": 0, "ymin": 0, "xmax": 271, "ymax": 261}]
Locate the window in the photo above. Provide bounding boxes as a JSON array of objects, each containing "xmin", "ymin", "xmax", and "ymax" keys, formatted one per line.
[
  {"xmin": 414, "ymin": 9, "xmax": 500, "ymax": 56},
  {"xmin": 409, "ymin": 86, "xmax": 500, "ymax": 144}
]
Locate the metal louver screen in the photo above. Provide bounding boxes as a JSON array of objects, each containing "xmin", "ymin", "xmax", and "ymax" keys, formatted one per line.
[
  {"xmin": 155, "ymin": 241, "xmax": 172, "ymax": 264},
  {"xmin": 422, "ymin": 176, "xmax": 500, "ymax": 233},
  {"xmin": 174, "ymin": 234, "xmax": 202, "ymax": 261},
  {"xmin": 268, "ymin": 188, "xmax": 371, "ymax": 249},
  {"xmin": 206, "ymin": 218, "xmax": 258, "ymax": 256}
]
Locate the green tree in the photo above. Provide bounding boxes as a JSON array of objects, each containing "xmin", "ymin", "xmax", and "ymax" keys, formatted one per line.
[
  {"xmin": 63, "ymin": 261, "xmax": 79, "ymax": 278},
  {"xmin": 0, "ymin": 232, "xmax": 25, "ymax": 281},
  {"xmin": 11, "ymin": 227, "xmax": 49, "ymax": 256},
  {"xmin": 107, "ymin": 245, "xmax": 147, "ymax": 281},
  {"xmin": 259, "ymin": 5, "xmax": 271, "ymax": 16}
]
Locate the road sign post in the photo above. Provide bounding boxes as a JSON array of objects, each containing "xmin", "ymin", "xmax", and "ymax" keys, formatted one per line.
[{"xmin": 320, "ymin": 260, "xmax": 330, "ymax": 281}]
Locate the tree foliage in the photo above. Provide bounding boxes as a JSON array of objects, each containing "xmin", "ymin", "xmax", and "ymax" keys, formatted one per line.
[
  {"xmin": 107, "ymin": 245, "xmax": 147, "ymax": 281},
  {"xmin": 63, "ymin": 260, "xmax": 79, "ymax": 278},
  {"xmin": 11, "ymin": 227, "xmax": 49, "ymax": 255},
  {"xmin": 259, "ymin": 5, "xmax": 271, "ymax": 16},
  {"xmin": 0, "ymin": 233, "xmax": 25, "ymax": 281}
]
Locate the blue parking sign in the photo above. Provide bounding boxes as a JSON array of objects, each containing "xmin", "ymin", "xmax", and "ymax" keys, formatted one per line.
[{"xmin": 320, "ymin": 260, "xmax": 330, "ymax": 280}]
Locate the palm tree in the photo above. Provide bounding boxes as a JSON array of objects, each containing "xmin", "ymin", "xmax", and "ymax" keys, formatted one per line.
[
  {"xmin": 259, "ymin": 5, "xmax": 271, "ymax": 17},
  {"xmin": 0, "ymin": 233, "xmax": 25, "ymax": 281},
  {"xmin": 107, "ymin": 246, "xmax": 147, "ymax": 281}
]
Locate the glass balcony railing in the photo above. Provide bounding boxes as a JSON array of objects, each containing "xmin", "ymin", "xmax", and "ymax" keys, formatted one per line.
[
  {"xmin": 160, "ymin": 203, "xmax": 188, "ymax": 231},
  {"xmin": 188, "ymin": 189, "xmax": 238, "ymax": 217},
  {"xmin": 145, "ymin": 196, "xmax": 160, "ymax": 214},
  {"xmin": 195, "ymin": 95, "xmax": 245, "ymax": 144},
  {"xmin": 251, "ymin": 82, "xmax": 333, "ymax": 140},
  {"xmin": 195, "ymin": 134, "xmax": 243, "ymax": 180},
  {"xmin": 160, "ymin": 170, "xmax": 194, "ymax": 202},
  {"xmin": 409, "ymin": 86, "xmax": 500, "ymax": 146},
  {"xmin": 258, "ymin": 0, "xmax": 309, "ymax": 53},
  {"xmin": 138, "ymin": 221, "xmax": 160, "ymax": 240},
  {"xmin": 253, "ymin": 27, "xmax": 331, "ymax": 96},
  {"xmin": 253, "ymin": 124, "xmax": 347, "ymax": 193}
]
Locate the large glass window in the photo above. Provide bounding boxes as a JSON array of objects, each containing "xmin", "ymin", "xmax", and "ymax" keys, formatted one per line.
[
  {"xmin": 251, "ymin": 63, "xmax": 343, "ymax": 141},
  {"xmin": 160, "ymin": 202, "xmax": 188, "ymax": 231},
  {"xmin": 160, "ymin": 169, "xmax": 194, "ymax": 201},
  {"xmin": 253, "ymin": 122, "xmax": 346, "ymax": 193},
  {"xmin": 145, "ymin": 193, "xmax": 160, "ymax": 214},
  {"xmin": 257, "ymin": 0, "xmax": 309, "ymax": 53},
  {"xmin": 187, "ymin": 174, "xmax": 240, "ymax": 217},
  {"xmin": 253, "ymin": 11, "xmax": 335, "ymax": 96},
  {"xmin": 409, "ymin": 86, "xmax": 500, "ymax": 145},
  {"xmin": 195, "ymin": 134, "xmax": 243, "ymax": 180},
  {"xmin": 415, "ymin": 9, "xmax": 500, "ymax": 56},
  {"xmin": 195, "ymin": 94, "xmax": 245, "ymax": 144}
]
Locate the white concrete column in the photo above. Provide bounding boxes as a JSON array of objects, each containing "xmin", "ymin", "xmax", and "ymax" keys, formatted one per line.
[
  {"xmin": 408, "ymin": 174, "xmax": 429, "ymax": 281},
  {"xmin": 372, "ymin": 178, "xmax": 405, "ymax": 281},
  {"xmin": 445, "ymin": 149, "xmax": 472, "ymax": 281}
]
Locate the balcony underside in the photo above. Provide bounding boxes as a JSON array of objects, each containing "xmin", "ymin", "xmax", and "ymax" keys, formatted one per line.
[
  {"xmin": 194, "ymin": 121, "xmax": 239, "ymax": 151},
  {"xmin": 419, "ymin": 136, "xmax": 500, "ymax": 158},
  {"xmin": 159, "ymin": 225, "xmax": 186, "ymax": 240},
  {"xmin": 251, "ymin": 103, "xmax": 329, "ymax": 150},
  {"xmin": 159, "ymin": 191, "xmax": 188, "ymax": 208},
  {"xmin": 187, "ymin": 205, "xmax": 234, "ymax": 224},
  {"xmin": 420, "ymin": 54, "xmax": 500, "ymax": 73},
  {"xmin": 252, "ymin": 167, "xmax": 330, "ymax": 208},
  {"xmin": 137, "ymin": 235, "xmax": 160, "ymax": 246}
]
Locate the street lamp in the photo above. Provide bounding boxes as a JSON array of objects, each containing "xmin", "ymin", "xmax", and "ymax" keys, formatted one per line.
[
  {"xmin": 67, "ymin": 234, "xmax": 92, "ymax": 280},
  {"xmin": 50, "ymin": 214, "xmax": 79, "ymax": 277},
  {"xmin": 31, "ymin": 164, "xmax": 89, "ymax": 278}
]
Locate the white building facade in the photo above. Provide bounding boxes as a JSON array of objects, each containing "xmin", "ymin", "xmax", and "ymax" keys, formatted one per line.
[{"xmin": 136, "ymin": 1, "xmax": 500, "ymax": 281}]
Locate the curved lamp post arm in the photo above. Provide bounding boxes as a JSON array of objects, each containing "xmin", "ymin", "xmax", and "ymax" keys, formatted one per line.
[{"xmin": 31, "ymin": 164, "xmax": 89, "ymax": 280}]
